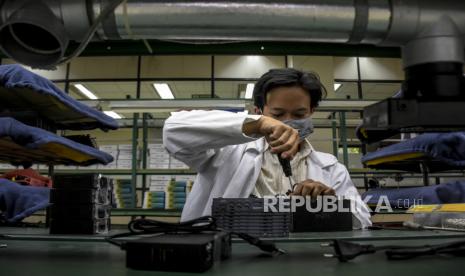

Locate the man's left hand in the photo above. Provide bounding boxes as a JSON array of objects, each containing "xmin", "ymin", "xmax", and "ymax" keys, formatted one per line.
[{"xmin": 291, "ymin": 179, "xmax": 335, "ymax": 198}]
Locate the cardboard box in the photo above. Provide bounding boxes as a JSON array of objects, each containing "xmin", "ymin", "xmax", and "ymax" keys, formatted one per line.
[
  {"xmin": 117, "ymin": 160, "xmax": 133, "ymax": 169},
  {"xmin": 99, "ymin": 145, "xmax": 118, "ymax": 151}
]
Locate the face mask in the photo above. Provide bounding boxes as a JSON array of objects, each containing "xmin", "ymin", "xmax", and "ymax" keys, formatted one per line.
[{"xmin": 283, "ymin": 117, "xmax": 314, "ymax": 140}]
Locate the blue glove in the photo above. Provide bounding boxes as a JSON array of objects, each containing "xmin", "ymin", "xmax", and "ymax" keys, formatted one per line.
[{"xmin": 0, "ymin": 178, "xmax": 50, "ymax": 222}]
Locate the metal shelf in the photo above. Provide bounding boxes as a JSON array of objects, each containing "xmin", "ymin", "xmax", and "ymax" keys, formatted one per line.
[
  {"xmin": 32, "ymin": 168, "xmax": 465, "ymax": 176},
  {"xmin": 80, "ymin": 98, "xmax": 377, "ymax": 114},
  {"xmin": 30, "ymin": 209, "xmax": 181, "ymax": 217},
  {"xmin": 111, "ymin": 208, "xmax": 181, "ymax": 217},
  {"xmin": 37, "ymin": 169, "xmax": 196, "ymax": 175}
]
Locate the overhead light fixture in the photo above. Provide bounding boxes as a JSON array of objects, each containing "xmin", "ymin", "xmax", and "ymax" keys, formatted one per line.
[
  {"xmin": 103, "ymin": 111, "xmax": 123, "ymax": 119},
  {"xmin": 153, "ymin": 83, "xmax": 174, "ymax": 99},
  {"xmin": 244, "ymin": 83, "xmax": 255, "ymax": 99},
  {"xmin": 334, "ymin": 83, "xmax": 342, "ymax": 92},
  {"xmin": 74, "ymin": 84, "xmax": 98, "ymax": 99}
]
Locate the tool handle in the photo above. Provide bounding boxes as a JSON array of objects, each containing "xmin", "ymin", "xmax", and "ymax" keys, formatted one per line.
[{"xmin": 278, "ymin": 156, "xmax": 292, "ymax": 177}]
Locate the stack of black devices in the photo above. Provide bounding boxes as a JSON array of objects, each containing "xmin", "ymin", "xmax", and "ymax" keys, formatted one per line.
[
  {"xmin": 50, "ymin": 174, "xmax": 112, "ymax": 234},
  {"xmin": 212, "ymin": 198, "xmax": 290, "ymax": 237},
  {"xmin": 212, "ymin": 197, "xmax": 353, "ymax": 237}
]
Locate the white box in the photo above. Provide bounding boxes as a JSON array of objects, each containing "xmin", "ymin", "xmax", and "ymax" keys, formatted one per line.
[
  {"xmin": 147, "ymin": 143, "xmax": 165, "ymax": 150},
  {"xmin": 117, "ymin": 155, "xmax": 133, "ymax": 161},
  {"xmin": 118, "ymin": 144, "xmax": 133, "ymax": 150},
  {"xmin": 148, "ymin": 147, "xmax": 169, "ymax": 154},
  {"xmin": 151, "ymin": 175, "xmax": 172, "ymax": 181},
  {"xmin": 0, "ymin": 164, "xmax": 16, "ymax": 170},
  {"xmin": 118, "ymin": 149, "xmax": 133, "ymax": 155},
  {"xmin": 176, "ymin": 175, "xmax": 196, "ymax": 182},
  {"xmin": 150, "ymin": 182, "xmax": 169, "ymax": 188},
  {"xmin": 149, "ymin": 158, "xmax": 170, "ymax": 164},
  {"xmin": 149, "ymin": 153, "xmax": 170, "ymax": 159},
  {"xmin": 117, "ymin": 160, "xmax": 133, "ymax": 169},
  {"xmin": 170, "ymin": 164, "xmax": 189, "ymax": 169},
  {"xmin": 119, "ymin": 150, "xmax": 141, "ymax": 160},
  {"xmin": 148, "ymin": 163, "xmax": 169, "ymax": 169},
  {"xmin": 101, "ymin": 150, "xmax": 119, "ymax": 159},
  {"xmin": 100, "ymin": 145, "xmax": 118, "ymax": 151},
  {"xmin": 149, "ymin": 186, "xmax": 166, "ymax": 192},
  {"xmin": 100, "ymin": 161, "xmax": 117, "ymax": 169}
]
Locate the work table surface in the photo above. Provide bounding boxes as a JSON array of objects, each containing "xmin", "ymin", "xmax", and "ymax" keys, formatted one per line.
[{"xmin": 1, "ymin": 228, "xmax": 464, "ymax": 276}]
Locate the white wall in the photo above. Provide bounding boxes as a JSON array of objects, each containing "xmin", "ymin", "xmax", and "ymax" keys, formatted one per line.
[
  {"xmin": 215, "ymin": 55, "xmax": 285, "ymax": 78},
  {"xmin": 141, "ymin": 56, "xmax": 211, "ymax": 78}
]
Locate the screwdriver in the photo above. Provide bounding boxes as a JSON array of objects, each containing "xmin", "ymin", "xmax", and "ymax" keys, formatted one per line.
[{"xmin": 278, "ymin": 156, "xmax": 296, "ymax": 195}]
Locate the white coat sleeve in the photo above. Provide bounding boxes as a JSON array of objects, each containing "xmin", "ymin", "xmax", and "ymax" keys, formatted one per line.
[
  {"xmin": 163, "ymin": 110, "xmax": 260, "ymax": 172},
  {"xmin": 330, "ymin": 162, "xmax": 372, "ymax": 229}
]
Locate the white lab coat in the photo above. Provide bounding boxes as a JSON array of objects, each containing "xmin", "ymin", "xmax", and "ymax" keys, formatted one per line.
[{"xmin": 163, "ymin": 110, "xmax": 372, "ymax": 228}]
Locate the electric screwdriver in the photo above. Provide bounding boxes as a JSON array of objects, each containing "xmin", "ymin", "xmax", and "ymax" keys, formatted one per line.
[{"xmin": 278, "ymin": 156, "xmax": 296, "ymax": 195}]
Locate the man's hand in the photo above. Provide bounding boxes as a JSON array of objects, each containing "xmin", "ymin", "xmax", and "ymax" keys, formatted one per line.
[
  {"xmin": 291, "ymin": 179, "xmax": 335, "ymax": 198},
  {"xmin": 243, "ymin": 116, "xmax": 299, "ymax": 159}
]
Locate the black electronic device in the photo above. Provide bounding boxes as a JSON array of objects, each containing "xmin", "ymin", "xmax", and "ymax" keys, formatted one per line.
[
  {"xmin": 53, "ymin": 174, "xmax": 108, "ymax": 189},
  {"xmin": 50, "ymin": 203, "xmax": 111, "ymax": 219},
  {"xmin": 124, "ymin": 232, "xmax": 231, "ymax": 272},
  {"xmin": 50, "ymin": 173, "xmax": 112, "ymax": 235},
  {"xmin": 49, "ymin": 218, "xmax": 110, "ymax": 234},
  {"xmin": 291, "ymin": 198, "xmax": 353, "ymax": 232},
  {"xmin": 212, "ymin": 198, "xmax": 290, "ymax": 237},
  {"xmin": 212, "ymin": 197, "xmax": 353, "ymax": 236},
  {"xmin": 106, "ymin": 216, "xmax": 284, "ymax": 272}
]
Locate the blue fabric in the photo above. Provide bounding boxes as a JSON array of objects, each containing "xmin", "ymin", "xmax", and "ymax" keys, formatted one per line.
[
  {"xmin": 0, "ymin": 64, "xmax": 118, "ymax": 130},
  {"xmin": 0, "ymin": 117, "xmax": 114, "ymax": 165},
  {"xmin": 362, "ymin": 132, "xmax": 465, "ymax": 170},
  {"xmin": 362, "ymin": 181, "xmax": 465, "ymax": 208},
  {"xmin": 0, "ymin": 179, "xmax": 50, "ymax": 222}
]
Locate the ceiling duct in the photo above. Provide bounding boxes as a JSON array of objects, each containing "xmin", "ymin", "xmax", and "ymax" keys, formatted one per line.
[
  {"xmin": 0, "ymin": 0, "xmax": 68, "ymax": 68},
  {"xmin": 0, "ymin": 0, "xmax": 463, "ymax": 73}
]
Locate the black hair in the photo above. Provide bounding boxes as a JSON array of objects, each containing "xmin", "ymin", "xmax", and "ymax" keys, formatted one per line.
[{"xmin": 253, "ymin": 68, "xmax": 327, "ymax": 110}]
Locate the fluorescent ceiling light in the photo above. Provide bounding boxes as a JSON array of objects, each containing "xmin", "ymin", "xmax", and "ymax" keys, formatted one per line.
[
  {"xmin": 334, "ymin": 83, "xmax": 342, "ymax": 91},
  {"xmin": 103, "ymin": 111, "xmax": 123, "ymax": 119},
  {"xmin": 74, "ymin": 84, "xmax": 98, "ymax": 99},
  {"xmin": 244, "ymin": 83, "xmax": 254, "ymax": 99},
  {"xmin": 153, "ymin": 83, "xmax": 175, "ymax": 99}
]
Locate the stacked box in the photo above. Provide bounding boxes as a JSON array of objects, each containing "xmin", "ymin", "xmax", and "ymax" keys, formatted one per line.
[
  {"xmin": 165, "ymin": 180, "xmax": 191, "ymax": 210},
  {"xmin": 50, "ymin": 174, "xmax": 112, "ymax": 234},
  {"xmin": 99, "ymin": 145, "xmax": 118, "ymax": 169},
  {"xmin": 175, "ymin": 175, "xmax": 195, "ymax": 194},
  {"xmin": 145, "ymin": 175, "xmax": 195, "ymax": 210},
  {"xmin": 98, "ymin": 144, "xmax": 140, "ymax": 170},
  {"xmin": 0, "ymin": 164, "xmax": 17, "ymax": 170},
  {"xmin": 142, "ymin": 191, "xmax": 166, "ymax": 209},
  {"xmin": 117, "ymin": 144, "xmax": 138, "ymax": 169},
  {"xmin": 149, "ymin": 175, "xmax": 172, "ymax": 191},
  {"xmin": 147, "ymin": 144, "xmax": 170, "ymax": 169},
  {"xmin": 169, "ymin": 156, "xmax": 189, "ymax": 169},
  {"xmin": 112, "ymin": 179, "xmax": 137, "ymax": 208}
]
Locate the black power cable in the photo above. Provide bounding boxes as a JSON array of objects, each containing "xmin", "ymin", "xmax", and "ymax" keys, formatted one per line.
[
  {"xmin": 106, "ymin": 216, "xmax": 285, "ymax": 256},
  {"xmin": 322, "ymin": 239, "xmax": 465, "ymax": 261}
]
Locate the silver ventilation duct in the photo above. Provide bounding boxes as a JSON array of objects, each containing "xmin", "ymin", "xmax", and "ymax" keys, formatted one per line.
[{"xmin": 0, "ymin": 0, "xmax": 464, "ymax": 69}]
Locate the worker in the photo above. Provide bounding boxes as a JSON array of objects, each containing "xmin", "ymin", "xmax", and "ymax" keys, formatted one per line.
[{"xmin": 163, "ymin": 68, "xmax": 371, "ymax": 228}]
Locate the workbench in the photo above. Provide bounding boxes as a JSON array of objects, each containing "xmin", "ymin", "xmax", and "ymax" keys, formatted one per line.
[{"xmin": 1, "ymin": 228, "xmax": 464, "ymax": 276}]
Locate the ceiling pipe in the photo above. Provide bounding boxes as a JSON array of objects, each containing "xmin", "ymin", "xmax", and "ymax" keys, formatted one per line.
[{"xmin": 0, "ymin": 0, "xmax": 464, "ymax": 73}]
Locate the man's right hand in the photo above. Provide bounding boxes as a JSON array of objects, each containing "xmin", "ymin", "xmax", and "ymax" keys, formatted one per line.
[{"xmin": 243, "ymin": 116, "xmax": 300, "ymax": 160}]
